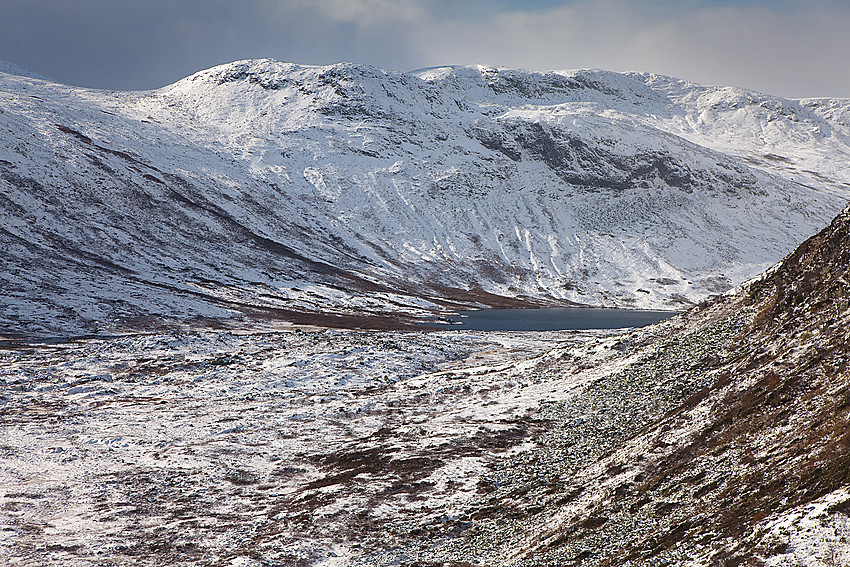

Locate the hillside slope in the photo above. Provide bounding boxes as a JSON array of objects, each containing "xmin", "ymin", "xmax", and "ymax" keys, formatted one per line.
[
  {"xmin": 394, "ymin": 204, "xmax": 850, "ymax": 565},
  {"xmin": 1, "ymin": 59, "xmax": 848, "ymax": 336}
]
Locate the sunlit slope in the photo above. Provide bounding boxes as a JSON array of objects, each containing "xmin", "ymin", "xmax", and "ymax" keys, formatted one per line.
[{"xmin": 1, "ymin": 59, "xmax": 847, "ymax": 335}]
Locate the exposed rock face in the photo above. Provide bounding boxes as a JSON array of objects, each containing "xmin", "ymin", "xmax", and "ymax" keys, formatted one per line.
[{"xmin": 2, "ymin": 59, "xmax": 849, "ymax": 336}]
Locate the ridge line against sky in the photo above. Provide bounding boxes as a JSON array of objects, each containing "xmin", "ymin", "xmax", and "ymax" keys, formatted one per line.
[{"xmin": 1, "ymin": 0, "xmax": 849, "ymax": 98}]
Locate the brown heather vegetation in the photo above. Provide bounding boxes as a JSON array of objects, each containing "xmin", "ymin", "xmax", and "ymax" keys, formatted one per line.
[{"xmin": 487, "ymin": 205, "xmax": 850, "ymax": 566}]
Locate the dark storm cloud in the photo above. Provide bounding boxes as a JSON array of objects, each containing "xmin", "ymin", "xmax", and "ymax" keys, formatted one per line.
[
  {"xmin": 0, "ymin": 0, "xmax": 424, "ymax": 90},
  {"xmin": 0, "ymin": 0, "xmax": 233, "ymax": 89},
  {"xmin": 2, "ymin": 0, "xmax": 850, "ymax": 97}
]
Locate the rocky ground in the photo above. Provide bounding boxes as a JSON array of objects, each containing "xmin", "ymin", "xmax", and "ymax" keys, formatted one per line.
[{"xmin": 396, "ymin": 205, "xmax": 850, "ymax": 566}]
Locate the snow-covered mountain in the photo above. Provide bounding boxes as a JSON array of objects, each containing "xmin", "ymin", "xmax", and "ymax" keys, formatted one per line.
[{"xmin": 1, "ymin": 58, "xmax": 849, "ymax": 336}]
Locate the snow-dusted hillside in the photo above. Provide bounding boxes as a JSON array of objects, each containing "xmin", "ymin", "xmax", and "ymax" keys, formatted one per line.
[
  {"xmin": 3, "ymin": 204, "xmax": 849, "ymax": 567},
  {"xmin": 1, "ymin": 59, "xmax": 848, "ymax": 336}
]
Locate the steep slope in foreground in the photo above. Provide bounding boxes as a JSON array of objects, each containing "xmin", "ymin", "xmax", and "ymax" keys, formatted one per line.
[
  {"xmin": 404, "ymin": 206, "xmax": 850, "ymax": 565},
  {"xmin": 1, "ymin": 59, "xmax": 848, "ymax": 336}
]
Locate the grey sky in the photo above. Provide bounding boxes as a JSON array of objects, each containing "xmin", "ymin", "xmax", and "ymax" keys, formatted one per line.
[{"xmin": 1, "ymin": 0, "xmax": 848, "ymax": 98}]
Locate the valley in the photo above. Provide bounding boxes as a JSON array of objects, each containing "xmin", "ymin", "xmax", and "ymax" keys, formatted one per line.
[{"xmin": 2, "ymin": 59, "xmax": 850, "ymax": 566}]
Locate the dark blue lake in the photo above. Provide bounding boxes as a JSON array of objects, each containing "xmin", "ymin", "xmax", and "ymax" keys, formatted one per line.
[{"xmin": 430, "ymin": 307, "xmax": 677, "ymax": 331}]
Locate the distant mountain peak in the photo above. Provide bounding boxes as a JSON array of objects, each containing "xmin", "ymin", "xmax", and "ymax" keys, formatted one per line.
[{"xmin": 0, "ymin": 59, "xmax": 51, "ymax": 81}]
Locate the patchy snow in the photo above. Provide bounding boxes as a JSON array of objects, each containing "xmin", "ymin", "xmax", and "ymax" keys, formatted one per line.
[
  {"xmin": 2, "ymin": 230, "xmax": 849, "ymax": 565},
  {"xmin": 2, "ymin": 59, "xmax": 850, "ymax": 563},
  {"xmin": 755, "ymin": 488, "xmax": 850, "ymax": 567},
  {"xmin": 0, "ymin": 328, "xmax": 576, "ymax": 565}
]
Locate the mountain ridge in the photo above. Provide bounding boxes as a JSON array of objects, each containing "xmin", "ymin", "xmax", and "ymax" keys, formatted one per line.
[{"xmin": 1, "ymin": 58, "xmax": 848, "ymax": 335}]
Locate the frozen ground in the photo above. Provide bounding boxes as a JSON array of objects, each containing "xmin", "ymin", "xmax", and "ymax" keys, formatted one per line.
[
  {"xmin": 2, "ymin": 281, "xmax": 849, "ymax": 566},
  {"xmin": 0, "ymin": 327, "xmax": 603, "ymax": 565}
]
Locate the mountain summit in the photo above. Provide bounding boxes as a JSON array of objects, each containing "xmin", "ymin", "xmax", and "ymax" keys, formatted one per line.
[{"xmin": 1, "ymin": 59, "xmax": 848, "ymax": 336}]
